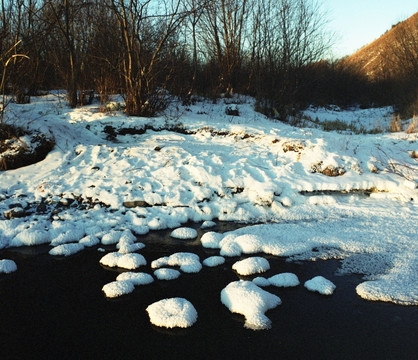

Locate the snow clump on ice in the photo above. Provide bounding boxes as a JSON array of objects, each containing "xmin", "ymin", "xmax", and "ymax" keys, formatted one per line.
[
  {"xmin": 0, "ymin": 259, "xmax": 17, "ymax": 273},
  {"xmin": 102, "ymin": 280, "xmax": 135, "ymax": 298},
  {"xmin": 99, "ymin": 252, "xmax": 147, "ymax": 269},
  {"xmin": 49, "ymin": 243, "xmax": 84, "ymax": 256},
  {"xmin": 116, "ymin": 272, "xmax": 154, "ymax": 285},
  {"xmin": 146, "ymin": 297, "xmax": 198, "ymax": 328},
  {"xmin": 304, "ymin": 276, "xmax": 336, "ymax": 295},
  {"xmin": 200, "ymin": 231, "xmax": 223, "ymax": 249},
  {"xmin": 221, "ymin": 280, "xmax": 281, "ymax": 330},
  {"xmin": 201, "ymin": 221, "xmax": 216, "ymax": 229},
  {"xmin": 268, "ymin": 273, "xmax": 300, "ymax": 287},
  {"xmin": 232, "ymin": 257, "xmax": 270, "ymax": 276},
  {"xmin": 151, "ymin": 252, "xmax": 201, "ymax": 273},
  {"xmin": 10, "ymin": 229, "xmax": 51, "ymax": 247},
  {"xmin": 170, "ymin": 227, "xmax": 198, "ymax": 240},
  {"xmin": 203, "ymin": 256, "xmax": 225, "ymax": 267},
  {"xmin": 154, "ymin": 268, "xmax": 181, "ymax": 280}
]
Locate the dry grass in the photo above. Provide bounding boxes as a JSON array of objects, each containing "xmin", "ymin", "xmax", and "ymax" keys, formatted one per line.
[
  {"xmin": 390, "ymin": 114, "xmax": 402, "ymax": 132},
  {"xmin": 406, "ymin": 115, "xmax": 417, "ymax": 134}
]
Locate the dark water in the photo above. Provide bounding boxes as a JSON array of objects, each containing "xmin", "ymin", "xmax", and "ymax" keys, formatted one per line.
[{"xmin": 0, "ymin": 222, "xmax": 417, "ymax": 360}]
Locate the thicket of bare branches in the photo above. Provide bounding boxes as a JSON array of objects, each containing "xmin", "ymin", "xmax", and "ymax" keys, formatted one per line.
[{"xmin": 1, "ymin": 0, "xmax": 415, "ymax": 119}]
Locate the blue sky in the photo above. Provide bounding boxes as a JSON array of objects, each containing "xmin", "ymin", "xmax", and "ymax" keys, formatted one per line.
[{"xmin": 321, "ymin": 0, "xmax": 418, "ymax": 57}]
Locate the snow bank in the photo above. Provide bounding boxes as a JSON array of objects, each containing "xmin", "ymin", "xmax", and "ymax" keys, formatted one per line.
[
  {"xmin": 304, "ymin": 276, "xmax": 336, "ymax": 295},
  {"xmin": 200, "ymin": 232, "xmax": 223, "ymax": 249},
  {"xmin": 0, "ymin": 259, "xmax": 17, "ymax": 273},
  {"xmin": 146, "ymin": 297, "xmax": 198, "ymax": 328},
  {"xmin": 221, "ymin": 280, "xmax": 281, "ymax": 330},
  {"xmin": 102, "ymin": 280, "xmax": 135, "ymax": 298},
  {"xmin": 10, "ymin": 229, "xmax": 51, "ymax": 247},
  {"xmin": 99, "ymin": 252, "xmax": 147, "ymax": 269},
  {"xmin": 170, "ymin": 227, "xmax": 198, "ymax": 240},
  {"xmin": 232, "ymin": 257, "xmax": 270, "ymax": 276}
]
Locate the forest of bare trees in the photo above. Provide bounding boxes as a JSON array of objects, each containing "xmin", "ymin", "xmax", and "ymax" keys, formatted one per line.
[{"xmin": 1, "ymin": 0, "xmax": 417, "ymax": 118}]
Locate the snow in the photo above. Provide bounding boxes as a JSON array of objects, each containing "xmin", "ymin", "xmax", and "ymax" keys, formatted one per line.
[
  {"xmin": 221, "ymin": 280, "xmax": 282, "ymax": 330},
  {"xmin": 99, "ymin": 252, "xmax": 147, "ymax": 270},
  {"xmin": 151, "ymin": 252, "xmax": 202, "ymax": 273},
  {"xmin": 304, "ymin": 276, "xmax": 336, "ymax": 295},
  {"xmin": 203, "ymin": 256, "xmax": 225, "ymax": 267},
  {"xmin": 0, "ymin": 259, "xmax": 17, "ymax": 273},
  {"xmin": 232, "ymin": 257, "xmax": 270, "ymax": 276},
  {"xmin": 146, "ymin": 297, "xmax": 198, "ymax": 328},
  {"xmin": 170, "ymin": 227, "xmax": 198, "ymax": 240},
  {"xmin": 116, "ymin": 272, "xmax": 154, "ymax": 286},
  {"xmin": 102, "ymin": 280, "xmax": 135, "ymax": 298},
  {"xmin": 49, "ymin": 243, "xmax": 84, "ymax": 256},
  {"xmin": 0, "ymin": 93, "xmax": 417, "ymax": 306},
  {"xmin": 268, "ymin": 273, "xmax": 300, "ymax": 287},
  {"xmin": 154, "ymin": 268, "xmax": 181, "ymax": 280}
]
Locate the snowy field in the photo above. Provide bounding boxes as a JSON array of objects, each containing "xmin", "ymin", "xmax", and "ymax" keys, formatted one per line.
[{"xmin": 0, "ymin": 93, "xmax": 417, "ymax": 330}]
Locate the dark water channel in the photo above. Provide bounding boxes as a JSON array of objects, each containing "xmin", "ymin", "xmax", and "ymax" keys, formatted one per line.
[{"xmin": 0, "ymin": 222, "xmax": 417, "ymax": 360}]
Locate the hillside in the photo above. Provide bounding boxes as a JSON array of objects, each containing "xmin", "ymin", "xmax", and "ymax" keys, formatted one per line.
[{"xmin": 344, "ymin": 11, "xmax": 418, "ymax": 79}]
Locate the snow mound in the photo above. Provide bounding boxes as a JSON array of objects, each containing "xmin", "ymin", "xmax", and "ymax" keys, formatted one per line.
[
  {"xmin": 304, "ymin": 276, "xmax": 336, "ymax": 295},
  {"xmin": 252, "ymin": 277, "xmax": 270, "ymax": 287},
  {"xmin": 49, "ymin": 243, "xmax": 84, "ymax": 256},
  {"xmin": 152, "ymin": 252, "xmax": 201, "ymax": 273},
  {"xmin": 221, "ymin": 280, "xmax": 281, "ymax": 330},
  {"xmin": 102, "ymin": 280, "xmax": 135, "ymax": 298},
  {"xmin": 201, "ymin": 221, "xmax": 216, "ymax": 229},
  {"xmin": 10, "ymin": 229, "xmax": 51, "ymax": 247},
  {"xmin": 154, "ymin": 268, "xmax": 181, "ymax": 280},
  {"xmin": 101, "ymin": 230, "xmax": 124, "ymax": 245},
  {"xmin": 232, "ymin": 257, "xmax": 270, "ymax": 276},
  {"xmin": 146, "ymin": 297, "xmax": 198, "ymax": 328},
  {"xmin": 116, "ymin": 272, "xmax": 154, "ymax": 286},
  {"xmin": 170, "ymin": 227, "xmax": 198, "ymax": 240},
  {"xmin": 200, "ymin": 231, "xmax": 223, "ymax": 249},
  {"xmin": 100, "ymin": 252, "xmax": 147, "ymax": 269},
  {"xmin": 203, "ymin": 256, "xmax": 225, "ymax": 267},
  {"xmin": 79, "ymin": 235, "xmax": 100, "ymax": 247},
  {"xmin": 268, "ymin": 273, "xmax": 300, "ymax": 287},
  {"xmin": 0, "ymin": 259, "xmax": 17, "ymax": 274}
]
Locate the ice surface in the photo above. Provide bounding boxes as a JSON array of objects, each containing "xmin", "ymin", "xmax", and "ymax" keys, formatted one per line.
[
  {"xmin": 100, "ymin": 252, "xmax": 147, "ymax": 269},
  {"xmin": 116, "ymin": 272, "xmax": 154, "ymax": 285},
  {"xmin": 154, "ymin": 268, "xmax": 181, "ymax": 280},
  {"xmin": 146, "ymin": 297, "xmax": 198, "ymax": 328},
  {"xmin": 170, "ymin": 227, "xmax": 198, "ymax": 240},
  {"xmin": 0, "ymin": 259, "xmax": 17, "ymax": 273},
  {"xmin": 221, "ymin": 280, "xmax": 281, "ymax": 330},
  {"xmin": 232, "ymin": 257, "xmax": 270, "ymax": 276},
  {"xmin": 102, "ymin": 280, "xmax": 135, "ymax": 298},
  {"xmin": 49, "ymin": 243, "xmax": 84, "ymax": 256},
  {"xmin": 203, "ymin": 256, "xmax": 225, "ymax": 267},
  {"xmin": 268, "ymin": 273, "xmax": 300, "ymax": 287},
  {"xmin": 304, "ymin": 276, "xmax": 336, "ymax": 295}
]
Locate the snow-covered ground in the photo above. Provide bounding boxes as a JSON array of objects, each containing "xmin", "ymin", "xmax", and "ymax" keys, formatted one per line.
[{"xmin": 0, "ymin": 93, "xmax": 417, "ymax": 324}]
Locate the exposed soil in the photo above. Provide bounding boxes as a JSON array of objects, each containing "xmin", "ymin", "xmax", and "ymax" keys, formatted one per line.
[{"xmin": 0, "ymin": 123, "xmax": 55, "ymax": 171}]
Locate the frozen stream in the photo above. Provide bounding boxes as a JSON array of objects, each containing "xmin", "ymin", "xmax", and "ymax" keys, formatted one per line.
[{"xmin": 0, "ymin": 221, "xmax": 417, "ymax": 359}]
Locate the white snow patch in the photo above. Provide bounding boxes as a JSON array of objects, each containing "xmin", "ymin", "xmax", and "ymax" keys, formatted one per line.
[
  {"xmin": 232, "ymin": 257, "xmax": 270, "ymax": 276},
  {"xmin": 79, "ymin": 235, "xmax": 100, "ymax": 247},
  {"xmin": 304, "ymin": 276, "xmax": 336, "ymax": 295},
  {"xmin": 154, "ymin": 268, "xmax": 181, "ymax": 280},
  {"xmin": 170, "ymin": 227, "xmax": 198, "ymax": 240},
  {"xmin": 116, "ymin": 272, "xmax": 154, "ymax": 286},
  {"xmin": 203, "ymin": 256, "xmax": 225, "ymax": 267},
  {"xmin": 49, "ymin": 243, "xmax": 84, "ymax": 256},
  {"xmin": 252, "ymin": 277, "xmax": 270, "ymax": 287},
  {"xmin": 0, "ymin": 259, "xmax": 17, "ymax": 273},
  {"xmin": 102, "ymin": 280, "xmax": 135, "ymax": 298},
  {"xmin": 200, "ymin": 231, "xmax": 223, "ymax": 249},
  {"xmin": 146, "ymin": 297, "xmax": 198, "ymax": 328},
  {"xmin": 201, "ymin": 221, "xmax": 216, "ymax": 229},
  {"xmin": 10, "ymin": 229, "xmax": 51, "ymax": 247},
  {"xmin": 268, "ymin": 273, "xmax": 300, "ymax": 287},
  {"xmin": 99, "ymin": 252, "xmax": 147, "ymax": 269},
  {"xmin": 152, "ymin": 252, "xmax": 201, "ymax": 273},
  {"xmin": 221, "ymin": 280, "xmax": 281, "ymax": 330}
]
